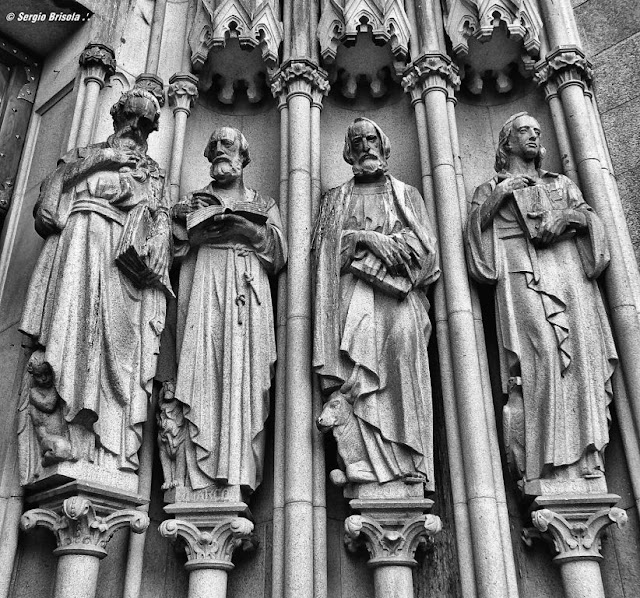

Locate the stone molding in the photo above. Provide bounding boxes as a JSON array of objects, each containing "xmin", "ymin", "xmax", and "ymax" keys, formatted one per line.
[
  {"xmin": 159, "ymin": 516, "xmax": 255, "ymax": 571},
  {"xmin": 20, "ymin": 496, "xmax": 149, "ymax": 558},
  {"xmin": 401, "ymin": 53, "xmax": 461, "ymax": 101},
  {"xmin": 534, "ymin": 46, "xmax": 594, "ymax": 94},
  {"xmin": 135, "ymin": 73, "xmax": 166, "ymax": 108},
  {"xmin": 188, "ymin": 0, "xmax": 282, "ymax": 72},
  {"xmin": 270, "ymin": 60, "xmax": 330, "ymax": 104},
  {"xmin": 78, "ymin": 43, "xmax": 116, "ymax": 89},
  {"xmin": 444, "ymin": 0, "xmax": 542, "ymax": 58},
  {"xmin": 167, "ymin": 73, "xmax": 200, "ymax": 116},
  {"xmin": 523, "ymin": 495, "xmax": 627, "ymax": 564},
  {"xmin": 317, "ymin": 0, "xmax": 411, "ymax": 64},
  {"xmin": 344, "ymin": 499, "xmax": 442, "ymax": 568}
]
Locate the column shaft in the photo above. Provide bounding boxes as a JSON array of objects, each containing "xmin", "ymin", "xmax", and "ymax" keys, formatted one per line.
[
  {"xmin": 169, "ymin": 109, "xmax": 188, "ymax": 200},
  {"xmin": 76, "ymin": 79, "xmax": 101, "ymax": 147},
  {"xmin": 372, "ymin": 565, "xmax": 414, "ymax": 598},
  {"xmin": 53, "ymin": 554, "xmax": 101, "ymax": 598},
  {"xmin": 558, "ymin": 560, "xmax": 605, "ymax": 598},
  {"xmin": 283, "ymin": 91, "xmax": 314, "ymax": 598},
  {"xmin": 188, "ymin": 568, "xmax": 229, "ymax": 598},
  {"xmin": 422, "ymin": 84, "xmax": 509, "ymax": 597}
]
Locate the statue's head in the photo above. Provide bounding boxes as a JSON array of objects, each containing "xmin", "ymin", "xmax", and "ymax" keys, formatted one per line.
[
  {"xmin": 204, "ymin": 126, "xmax": 250, "ymax": 185},
  {"xmin": 27, "ymin": 352, "xmax": 53, "ymax": 388},
  {"xmin": 343, "ymin": 118, "xmax": 391, "ymax": 178},
  {"xmin": 110, "ymin": 89, "xmax": 161, "ymax": 149},
  {"xmin": 495, "ymin": 112, "xmax": 545, "ymax": 172}
]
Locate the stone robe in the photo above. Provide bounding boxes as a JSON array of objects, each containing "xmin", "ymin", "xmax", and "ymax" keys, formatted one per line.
[
  {"xmin": 465, "ymin": 170, "xmax": 617, "ymax": 480},
  {"xmin": 175, "ymin": 184, "xmax": 286, "ymax": 492},
  {"xmin": 313, "ymin": 176, "xmax": 440, "ymax": 485},
  {"xmin": 19, "ymin": 142, "xmax": 167, "ymax": 481}
]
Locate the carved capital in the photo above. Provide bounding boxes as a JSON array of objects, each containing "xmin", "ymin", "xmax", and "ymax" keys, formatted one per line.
[
  {"xmin": 535, "ymin": 46, "xmax": 593, "ymax": 93},
  {"xmin": 270, "ymin": 60, "xmax": 330, "ymax": 104},
  {"xmin": 401, "ymin": 54, "xmax": 461, "ymax": 97},
  {"xmin": 135, "ymin": 73, "xmax": 166, "ymax": 108},
  {"xmin": 344, "ymin": 511, "xmax": 442, "ymax": 567},
  {"xmin": 21, "ymin": 496, "xmax": 149, "ymax": 558},
  {"xmin": 79, "ymin": 43, "xmax": 116, "ymax": 88},
  {"xmin": 168, "ymin": 73, "xmax": 200, "ymax": 116},
  {"xmin": 159, "ymin": 516, "xmax": 255, "ymax": 571},
  {"xmin": 523, "ymin": 496, "xmax": 627, "ymax": 564}
]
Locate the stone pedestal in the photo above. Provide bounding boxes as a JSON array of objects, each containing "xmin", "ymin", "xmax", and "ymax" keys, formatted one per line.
[
  {"xmin": 343, "ymin": 482, "xmax": 442, "ymax": 598},
  {"xmin": 160, "ymin": 494, "xmax": 257, "ymax": 598},
  {"xmin": 20, "ymin": 483, "xmax": 149, "ymax": 598},
  {"xmin": 523, "ymin": 494, "xmax": 627, "ymax": 598}
]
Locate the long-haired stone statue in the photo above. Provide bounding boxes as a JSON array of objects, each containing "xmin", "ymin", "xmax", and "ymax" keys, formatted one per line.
[
  {"xmin": 465, "ymin": 112, "xmax": 617, "ymax": 495},
  {"xmin": 313, "ymin": 117, "xmax": 440, "ymax": 492},
  {"xmin": 18, "ymin": 88, "xmax": 171, "ymax": 489}
]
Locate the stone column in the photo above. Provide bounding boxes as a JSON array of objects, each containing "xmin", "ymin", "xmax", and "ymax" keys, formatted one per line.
[
  {"xmin": 344, "ymin": 496, "xmax": 442, "ymax": 598},
  {"xmin": 20, "ymin": 493, "xmax": 149, "ymax": 598},
  {"xmin": 269, "ymin": 58, "xmax": 329, "ymax": 598},
  {"xmin": 524, "ymin": 496, "xmax": 628, "ymax": 598},
  {"xmin": 75, "ymin": 44, "xmax": 116, "ymax": 148},
  {"xmin": 166, "ymin": 73, "xmax": 199, "ymax": 203},
  {"xmin": 402, "ymin": 53, "xmax": 513, "ymax": 598},
  {"xmin": 159, "ymin": 504, "xmax": 255, "ymax": 598}
]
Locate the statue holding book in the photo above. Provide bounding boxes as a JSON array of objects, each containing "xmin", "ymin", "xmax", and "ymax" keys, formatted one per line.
[
  {"xmin": 313, "ymin": 117, "xmax": 440, "ymax": 489},
  {"xmin": 465, "ymin": 112, "xmax": 617, "ymax": 490},
  {"xmin": 172, "ymin": 126, "xmax": 286, "ymax": 494},
  {"xmin": 18, "ymin": 88, "xmax": 170, "ymax": 486}
]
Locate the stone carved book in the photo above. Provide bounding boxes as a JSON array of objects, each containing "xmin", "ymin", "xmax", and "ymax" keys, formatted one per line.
[
  {"xmin": 186, "ymin": 192, "xmax": 268, "ymax": 245},
  {"xmin": 512, "ymin": 180, "xmax": 576, "ymax": 245},
  {"xmin": 348, "ymin": 251, "xmax": 412, "ymax": 300},
  {"xmin": 116, "ymin": 204, "xmax": 174, "ymax": 296}
]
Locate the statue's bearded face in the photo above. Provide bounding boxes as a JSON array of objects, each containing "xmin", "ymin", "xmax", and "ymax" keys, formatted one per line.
[
  {"xmin": 208, "ymin": 127, "xmax": 244, "ymax": 184},
  {"xmin": 114, "ymin": 97, "xmax": 158, "ymax": 148},
  {"xmin": 349, "ymin": 121, "xmax": 387, "ymax": 177}
]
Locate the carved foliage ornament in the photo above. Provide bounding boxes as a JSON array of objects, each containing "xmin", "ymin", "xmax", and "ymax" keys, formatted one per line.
[
  {"xmin": 167, "ymin": 73, "xmax": 200, "ymax": 113},
  {"xmin": 79, "ymin": 43, "xmax": 116, "ymax": 87},
  {"xmin": 534, "ymin": 46, "xmax": 594, "ymax": 92},
  {"xmin": 401, "ymin": 53, "xmax": 461, "ymax": 97},
  {"xmin": 188, "ymin": 0, "xmax": 283, "ymax": 72},
  {"xmin": 344, "ymin": 513, "xmax": 442, "ymax": 566},
  {"xmin": 270, "ymin": 60, "xmax": 330, "ymax": 103},
  {"xmin": 159, "ymin": 517, "xmax": 255, "ymax": 570},
  {"xmin": 20, "ymin": 497, "xmax": 149, "ymax": 558},
  {"xmin": 318, "ymin": 0, "xmax": 412, "ymax": 63}
]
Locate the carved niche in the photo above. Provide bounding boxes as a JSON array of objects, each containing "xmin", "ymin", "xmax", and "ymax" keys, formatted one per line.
[
  {"xmin": 187, "ymin": 0, "xmax": 283, "ymax": 103},
  {"xmin": 443, "ymin": 0, "xmax": 542, "ymax": 94},
  {"xmin": 317, "ymin": 0, "xmax": 412, "ymax": 99}
]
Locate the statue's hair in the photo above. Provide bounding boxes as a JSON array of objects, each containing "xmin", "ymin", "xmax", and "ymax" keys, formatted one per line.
[
  {"xmin": 343, "ymin": 117, "xmax": 391, "ymax": 165},
  {"xmin": 204, "ymin": 127, "xmax": 251, "ymax": 168},
  {"xmin": 495, "ymin": 111, "xmax": 544, "ymax": 172},
  {"xmin": 110, "ymin": 88, "xmax": 161, "ymax": 131}
]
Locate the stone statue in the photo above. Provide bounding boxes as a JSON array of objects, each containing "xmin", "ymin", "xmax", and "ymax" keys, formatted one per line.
[
  {"xmin": 18, "ymin": 88, "xmax": 170, "ymax": 486},
  {"xmin": 171, "ymin": 126, "xmax": 286, "ymax": 494},
  {"xmin": 465, "ymin": 112, "xmax": 617, "ymax": 488},
  {"xmin": 313, "ymin": 117, "xmax": 440, "ymax": 489},
  {"xmin": 157, "ymin": 380, "xmax": 187, "ymax": 490}
]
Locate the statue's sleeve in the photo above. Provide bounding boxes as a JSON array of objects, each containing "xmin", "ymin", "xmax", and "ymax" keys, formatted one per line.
[
  {"xmin": 558, "ymin": 176, "xmax": 610, "ymax": 279},
  {"xmin": 400, "ymin": 185, "xmax": 440, "ymax": 288},
  {"xmin": 464, "ymin": 181, "xmax": 501, "ymax": 285},
  {"xmin": 254, "ymin": 196, "xmax": 287, "ymax": 275}
]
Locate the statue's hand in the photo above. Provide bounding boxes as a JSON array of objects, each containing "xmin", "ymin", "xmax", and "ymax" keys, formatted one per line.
[
  {"xmin": 97, "ymin": 147, "xmax": 139, "ymax": 169},
  {"xmin": 207, "ymin": 214, "xmax": 267, "ymax": 247},
  {"xmin": 144, "ymin": 234, "xmax": 170, "ymax": 283},
  {"xmin": 527, "ymin": 209, "xmax": 570, "ymax": 245},
  {"xmin": 495, "ymin": 174, "xmax": 536, "ymax": 201},
  {"xmin": 357, "ymin": 231, "xmax": 411, "ymax": 274}
]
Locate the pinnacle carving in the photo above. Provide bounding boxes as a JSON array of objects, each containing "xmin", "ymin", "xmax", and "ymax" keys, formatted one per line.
[
  {"xmin": 159, "ymin": 516, "xmax": 256, "ymax": 571},
  {"xmin": 344, "ymin": 512, "xmax": 442, "ymax": 567},
  {"xmin": 524, "ymin": 505, "xmax": 627, "ymax": 564},
  {"xmin": 270, "ymin": 60, "xmax": 330, "ymax": 103},
  {"xmin": 317, "ymin": 0, "xmax": 412, "ymax": 64},
  {"xmin": 401, "ymin": 54, "xmax": 461, "ymax": 99},
  {"xmin": 20, "ymin": 497, "xmax": 149, "ymax": 558},
  {"xmin": 78, "ymin": 43, "xmax": 116, "ymax": 88},
  {"xmin": 168, "ymin": 73, "xmax": 200, "ymax": 115},
  {"xmin": 534, "ymin": 46, "xmax": 594, "ymax": 92}
]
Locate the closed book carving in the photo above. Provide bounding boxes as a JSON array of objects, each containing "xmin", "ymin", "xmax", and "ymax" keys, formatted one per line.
[{"xmin": 348, "ymin": 251, "xmax": 412, "ymax": 300}]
